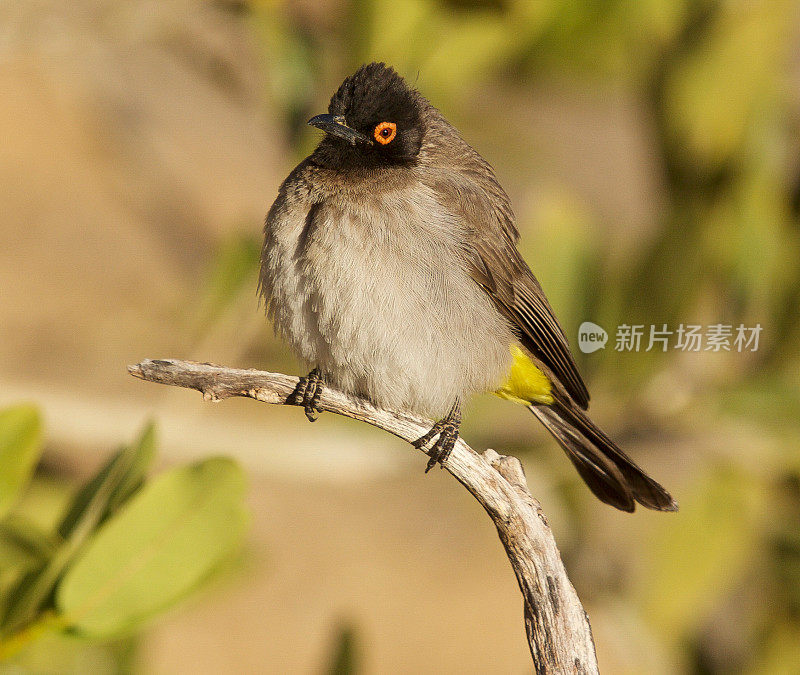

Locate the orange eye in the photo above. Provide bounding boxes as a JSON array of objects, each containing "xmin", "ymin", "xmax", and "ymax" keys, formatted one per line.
[{"xmin": 373, "ymin": 121, "xmax": 397, "ymax": 145}]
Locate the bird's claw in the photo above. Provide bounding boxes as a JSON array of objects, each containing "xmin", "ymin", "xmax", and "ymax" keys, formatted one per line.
[
  {"xmin": 413, "ymin": 402, "xmax": 462, "ymax": 472},
  {"xmin": 292, "ymin": 368, "xmax": 324, "ymax": 422}
]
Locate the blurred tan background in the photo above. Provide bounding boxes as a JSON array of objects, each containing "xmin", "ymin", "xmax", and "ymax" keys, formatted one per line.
[{"xmin": 2, "ymin": 0, "xmax": 800, "ymax": 672}]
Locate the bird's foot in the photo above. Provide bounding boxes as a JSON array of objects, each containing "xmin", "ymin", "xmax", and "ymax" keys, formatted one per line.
[
  {"xmin": 413, "ymin": 402, "xmax": 462, "ymax": 472},
  {"xmin": 292, "ymin": 368, "xmax": 324, "ymax": 422}
]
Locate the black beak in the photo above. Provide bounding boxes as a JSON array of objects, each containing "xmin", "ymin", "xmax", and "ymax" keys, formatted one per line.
[{"xmin": 307, "ymin": 113, "xmax": 369, "ymax": 145}]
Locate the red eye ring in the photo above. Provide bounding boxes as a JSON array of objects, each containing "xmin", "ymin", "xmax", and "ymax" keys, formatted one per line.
[{"xmin": 373, "ymin": 121, "xmax": 397, "ymax": 145}]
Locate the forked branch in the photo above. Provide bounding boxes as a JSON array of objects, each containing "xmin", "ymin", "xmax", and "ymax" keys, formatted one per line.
[{"xmin": 128, "ymin": 359, "xmax": 598, "ymax": 673}]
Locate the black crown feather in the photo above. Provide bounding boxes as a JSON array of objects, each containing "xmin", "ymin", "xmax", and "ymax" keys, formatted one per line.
[{"xmin": 325, "ymin": 63, "xmax": 425, "ymax": 162}]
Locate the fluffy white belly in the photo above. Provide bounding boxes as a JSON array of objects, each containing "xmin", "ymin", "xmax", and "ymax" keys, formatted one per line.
[{"xmin": 266, "ymin": 191, "xmax": 513, "ymax": 417}]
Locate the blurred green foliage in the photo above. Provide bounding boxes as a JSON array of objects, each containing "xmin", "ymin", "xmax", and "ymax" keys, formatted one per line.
[
  {"xmin": 57, "ymin": 457, "xmax": 247, "ymax": 638},
  {"xmin": 0, "ymin": 408, "xmax": 248, "ymax": 668},
  {"xmin": 0, "ymin": 406, "xmax": 42, "ymax": 520},
  {"xmin": 192, "ymin": 231, "xmax": 262, "ymax": 335}
]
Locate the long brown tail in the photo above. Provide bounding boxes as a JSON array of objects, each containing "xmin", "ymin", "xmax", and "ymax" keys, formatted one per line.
[{"xmin": 529, "ymin": 400, "xmax": 677, "ymax": 512}]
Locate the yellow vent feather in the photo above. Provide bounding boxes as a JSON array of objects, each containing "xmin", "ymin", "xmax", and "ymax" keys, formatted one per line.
[{"xmin": 495, "ymin": 344, "xmax": 554, "ymax": 406}]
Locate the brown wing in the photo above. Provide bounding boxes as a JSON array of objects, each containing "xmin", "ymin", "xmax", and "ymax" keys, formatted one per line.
[
  {"xmin": 470, "ymin": 228, "xmax": 591, "ymax": 410},
  {"xmin": 421, "ymin": 151, "xmax": 590, "ymax": 409}
]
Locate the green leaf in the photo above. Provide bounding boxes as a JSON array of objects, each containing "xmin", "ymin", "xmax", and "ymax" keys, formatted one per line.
[
  {"xmin": 1, "ymin": 427, "xmax": 148, "ymax": 636},
  {"xmin": 56, "ymin": 457, "xmax": 248, "ymax": 638},
  {"xmin": 0, "ymin": 516, "xmax": 56, "ymax": 573},
  {"xmin": 57, "ymin": 423, "xmax": 157, "ymax": 540},
  {"xmin": 0, "ymin": 405, "xmax": 43, "ymax": 519},
  {"xmin": 0, "ymin": 516, "xmax": 57, "ymax": 617}
]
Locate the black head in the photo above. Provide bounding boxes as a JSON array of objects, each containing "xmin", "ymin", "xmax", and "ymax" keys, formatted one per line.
[{"xmin": 308, "ymin": 63, "xmax": 426, "ymax": 167}]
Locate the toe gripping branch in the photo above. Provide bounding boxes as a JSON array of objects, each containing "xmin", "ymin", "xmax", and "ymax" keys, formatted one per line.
[
  {"xmin": 412, "ymin": 401, "xmax": 462, "ymax": 473},
  {"xmin": 292, "ymin": 373, "xmax": 460, "ymax": 472},
  {"xmin": 292, "ymin": 368, "xmax": 324, "ymax": 422}
]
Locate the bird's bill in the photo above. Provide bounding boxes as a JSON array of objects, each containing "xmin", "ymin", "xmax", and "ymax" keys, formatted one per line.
[{"xmin": 307, "ymin": 113, "xmax": 369, "ymax": 145}]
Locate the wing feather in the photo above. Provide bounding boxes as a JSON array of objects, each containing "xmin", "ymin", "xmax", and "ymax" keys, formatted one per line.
[{"xmin": 421, "ymin": 142, "xmax": 590, "ymax": 408}]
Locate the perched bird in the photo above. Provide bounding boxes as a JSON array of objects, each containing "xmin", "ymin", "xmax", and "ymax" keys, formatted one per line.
[{"xmin": 260, "ymin": 62, "xmax": 677, "ymax": 512}]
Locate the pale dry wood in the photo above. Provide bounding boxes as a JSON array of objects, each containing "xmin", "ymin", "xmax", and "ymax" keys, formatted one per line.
[{"xmin": 129, "ymin": 358, "xmax": 599, "ymax": 674}]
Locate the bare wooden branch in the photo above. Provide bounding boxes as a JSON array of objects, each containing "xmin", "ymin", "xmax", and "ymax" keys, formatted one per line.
[{"xmin": 128, "ymin": 359, "xmax": 598, "ymax": 673}]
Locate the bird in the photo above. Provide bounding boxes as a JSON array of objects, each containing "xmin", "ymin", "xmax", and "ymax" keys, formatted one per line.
[{"xmin": 259, "ymin": 62, "xmax": 677, "ymax": 512}]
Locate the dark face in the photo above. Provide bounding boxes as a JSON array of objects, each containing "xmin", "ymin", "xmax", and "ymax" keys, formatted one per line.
[{"xmin": 309, "ymin": 63, "xmax": 426, "ymax": 168}]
